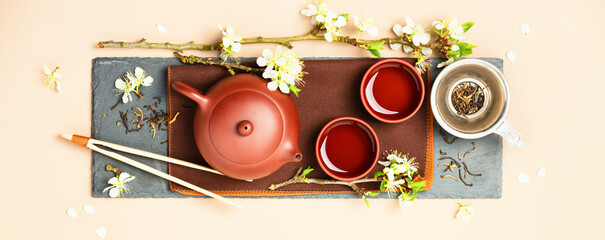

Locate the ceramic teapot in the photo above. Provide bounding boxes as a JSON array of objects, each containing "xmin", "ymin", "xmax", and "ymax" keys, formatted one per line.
[{"xmin": 172, "ymin": 74, "xmax": 303, "ymax": 180}]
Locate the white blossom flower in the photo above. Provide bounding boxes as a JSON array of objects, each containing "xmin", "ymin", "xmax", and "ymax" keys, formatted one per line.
[
  {"xmin": 353, "ymin": 16, "xmax": 378, "ymax": 36},
  {"xmin": 114, "ymin": 77, "xmax": 135, "ymax": 103},
  {"xmin": 456, "ymin": 203, "xmax": 474, "ymax": 220},
  {"xmin": 43, "ymin": 65, "xmax": 62, "ymax": 92},
  {"xmin": 323, "ymin": 14, "xmax": 346, "ymax": 42},
  {"xmin": 300, "ymin": 0, "xmax": 332, "ymax": 25},
  {"xmin": 218, "ymin": 25, "xmax": 243, "ymax": 61},
  {"xmin": 400, "ymin": 17, "xmax": 430, "ymax": 46},
  {"xmin": 433, "ymin": 17, "xmax": 465, "ymax": 40},
  {"xmin": 102, "ymin": 172, "xmax": 135, "ymax": 198},
  {"xmin": 256, "ymin": 47, "xmax": 304, "ymax": 94},
  {"xmin": 415, "ymin": 56, "xmax": 430, "ymax": 73},
  {"xmin": 126, "ymin": 67, "xmax": 154, "ymax": 90}
]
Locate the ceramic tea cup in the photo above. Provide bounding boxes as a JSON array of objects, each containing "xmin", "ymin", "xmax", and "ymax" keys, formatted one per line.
[
  {"xmin": 315, "ymin": 117, "xmax": 379, "ymax": 181},
  {"xmin": 360, "ymin": 59, "xmax": 425, "ymax": 123},
  {"xmin": 431, "ymin": 59, "xmax": 522, "ymax": 146}
]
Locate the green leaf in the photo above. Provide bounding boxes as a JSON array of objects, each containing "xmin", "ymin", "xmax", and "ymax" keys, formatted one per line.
[
  {"xmin": 374, "ymin": 171, "xmax": 384, "ymax": 179},
  {"xmin": 460, "ymin": 49, "xmax": 472, "ymax": 55},
  {"xmin": 367, "ymin": 191, "xmax": 380, "ymax": 197},
  {"xmin": 301, "ymin": 166, "xmax": 314, "ymax": 177},
  {"xmin": 447, "ymin": 51, "xmax": 460, "ymax": 57},
  {"xmin": 458, "ymin": 42, "xmax": 469, "ymax": 49},
  {"xmin": 448, "ymin": 37, "xmax": 457, "ymax": 42},
  {"xmin": 434, "ymin": 29, "xmax": 441, "ymax": 35},
  {"xmin": 363, "ymin": 197, "xmax": 370, "ymax": 207},
  {"xmin": 288, "ymin": 84, "xmax": 301, "ymax": 97},
  {"xmin": 462, "ymin": 22, "xmax": 474, "ymax": 33},
  {"xmin": 368, "ymin": 49, "xmax": 381, "ymax": 58},
  {"xmin": 339, "ymin": 13, "xmax": 349, "ymax": 21},
  {"xmin": 379, "ymin": 180, "xmax": 387, "ymax": 191},
  {"xmin": 367, "ymin": 40, "xmax": 385, "ymax": 50},
  {"xmin": 228, "ymin": 69, "xmax": 235, "ymax": 75}
]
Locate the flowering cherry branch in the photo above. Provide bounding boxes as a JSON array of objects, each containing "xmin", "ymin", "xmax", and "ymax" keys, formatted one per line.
[{"xmin": 98, "ymin": 0, "xmax": 476, "ymax": 96}]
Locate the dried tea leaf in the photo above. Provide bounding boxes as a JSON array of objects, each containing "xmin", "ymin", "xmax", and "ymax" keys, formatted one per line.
[
  {"xmin": 66, "ymin": 208, "xmax": 77, "ymax": 218},
  {"xmin": 517, "ymin": 172, "xmax": 530, "ymax": 183}
]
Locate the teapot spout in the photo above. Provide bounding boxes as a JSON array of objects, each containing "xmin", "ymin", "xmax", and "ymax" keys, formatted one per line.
[
  {"xmin": 172, "ymin": 81, "xmax": 209, "ymax": 107},
  {"xmin": 286, "ymin": 144, "xmax": 303, "ymax": 163}
]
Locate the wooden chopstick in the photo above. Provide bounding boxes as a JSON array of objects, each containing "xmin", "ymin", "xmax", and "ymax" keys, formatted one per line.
[{"xmin": 62, "ymin": 134, "xmax": 243, "ymax": 209}]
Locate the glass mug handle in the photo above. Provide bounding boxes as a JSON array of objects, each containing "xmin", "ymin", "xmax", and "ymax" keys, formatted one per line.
[{"xmin": 495, "ymin": 119, "xmax": 522, "ymax": 147}]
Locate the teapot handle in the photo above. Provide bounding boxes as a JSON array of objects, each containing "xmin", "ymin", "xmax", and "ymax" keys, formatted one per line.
[{"xmin": 172, "ymin": 81, "xmax": 209, "ymax": 107}]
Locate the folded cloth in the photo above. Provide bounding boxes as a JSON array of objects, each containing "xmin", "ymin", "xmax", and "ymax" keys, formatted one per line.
[{"xmin": 167, "ymin": 58, "xmax": 433, "ymax": 196}]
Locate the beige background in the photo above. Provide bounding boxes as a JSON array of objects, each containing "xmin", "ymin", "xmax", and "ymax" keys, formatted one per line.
[{"xmin": 1, "ymin": 0, "xmax": 603, "ymax": 239}]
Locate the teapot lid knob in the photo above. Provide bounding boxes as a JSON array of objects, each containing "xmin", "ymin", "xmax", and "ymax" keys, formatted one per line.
[{"xmin": 237, "ymin": 120, "xmax": 254, "ymax": 136}]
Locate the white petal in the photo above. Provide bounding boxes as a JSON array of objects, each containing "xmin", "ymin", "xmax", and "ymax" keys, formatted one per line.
[
  {"xmin": 368, "ymin": 27, "xmax": 378, "ymax": 36},
  {"xmin": 118, "ymin": 172, "xmax": 131, "ymax": 181},
  {"xmin": 141, "ymin": 76, "xmax": 153, "ymax": 86},
  {"xmin": 66, "ymin": 208, "xmax": 78, "ymax": 218},
  {"xmin": 108, "ymin": 187, "xmax": 120, "ymax": 198},
  {"xmin": 262, "ymin": 70, "xmax": 277, "ymax": 79},
  {"xmin": 315, "ymin": 14, "xmax": 325, "ymax": 23},
  {"xmin": 217, "ymin": 24, "xmax": 224, "ymax": 32},
  {"xmin": 402, "ymin": 26, "xmax": 413, "ymax": 35},
  {"xmin": 262, "ymin": 49, "xmax": 272, "ymax": 59},
  {"xmin": 55, "ymin": 81, "xmax": 62, "ymax": 92},
  {"xmin": 506, "ymin": 51, "xmax": 517, "ymax": 63},
  {"xmin": 53, "ymin": 72, "xmax": 61, "ymax": 78},
  {"xmin": 44, "ymin": 65, "xmax": 51, "ymax": 75},
  {"xmin": 122, "ymin": 93, "xmax": 130, "ymax": 103},
  {"xmin": 83, "ymin": 204, "xmax": 95, "ymax": 214},
  {"xmin": 267, "ymin": 81, "xmax": 278, "ymax": 91},
  {"xmin": 231, "ymin": 43, "xmax": 242, "ymax": 53},
  {"xmin": 392, "ymin": 24, "xmax": 403, "ymax": 36},
  {"xmin": 275, "ymin": 58, "xmax": 287, "ymax": 67},
  {"xmin": 437, "ymin": 61, "xmax": 446, "ymax": 68},
  {"xmin": 123, "ymin": 175, "xmax": 135, "ymax": 183},
  {"xmin": 537, "ymin": 168, "xmax": 546, "ymax": 177},
  {"xmin": 422, "ymin": 47, "xmax": 432, "ymax": 56},
  {"xmin": 156, "ymin": 24, "xmax": 166, "ymax": 33},
  {"xmin": 96, "ymin": 226, "xmax": 107, "ymax": 239},
  {"xmin": 405, "ymin": 17, "xmax": 414, "ymax": 27},
  {"xmin": 378, "ymin": 161, "xmax": 390, "ymax": 166},
  {"xmin": 390, "ymin": 43, "xmax": 402, "ymax": 50},
  {"xmin": 300, "ymin": 9, "xmax": 314, "ymax": 16},
  {"xmin": 107, "ymin": 177, "xmax": 118, "ymax": 185},
  {"xmin": 353, "ymin": 15, "xmax": 360, "ymax": 25},
  {"xmin": 134, "ymin": 67, "xmax": 144, "ymax": 78},
  {"xmin": 278, "ymin": 82, "xmax": 290, "ymax": 93},
  {"xmin": 451, "ymin": 45, "xmax": 460, "ymax": 51},
  {"xmin": 324, "ymin": 32, "xmax": 333, "ymax": 42},
  {"xmin": 435, "ymin": 23, "xmax": 444, "ymax": 30},
  {"xmin": 222, "ymin": 37, "xmax": 231, "ymax": 48},
  {"xmin": 310, "ymin": 17, "xmax": 318, "ymax": 25},
  {"xmin": 219, "ymin": 51, "xmax": 229, "ymax": 61},
  {"xmin": 256, "ymin": 57, "xmax": 268, "ymax": 67},
  {"xmin": 419, "ymin": 34, "xmax": 430, "ymax": 44},
  {"xmin": 412, "ymin": 35, "xmax": 420, "ymax": 46},
  {"xmin": 335, "ymin": 16, "xmax": 346, "ymax": 27},
  {"xmin": 403, "ymin": 45, "xmax": 413, "ymax": 53},
  {"xmin": 520, "ymin": 23, "xmax": 531, "ymax": 35},
  {"xmin": 517, "ymin": 172, "xmax": 530, "ymax": 183}
]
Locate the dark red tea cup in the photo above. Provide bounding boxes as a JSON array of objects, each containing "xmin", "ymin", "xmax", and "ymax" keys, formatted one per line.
[
  {"xmin": 360, "ymin": 59, "xmax": 425, "ymax": 123},
  {"xmin": 315, "ymin": 117, "xmax": 379, "ymax": 181}
]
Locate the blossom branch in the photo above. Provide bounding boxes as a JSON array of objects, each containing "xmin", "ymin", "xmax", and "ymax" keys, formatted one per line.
[
  {"xmin": 268, "ymin": 167, "xmax": 380, "ymax": 197},
  {"xmin": 173, "ymin": 52, "xmax": 264, "ymax": 74},
  {"xmin": 98, "ymin": 38, "xmax": 221, "ymax": 52}
]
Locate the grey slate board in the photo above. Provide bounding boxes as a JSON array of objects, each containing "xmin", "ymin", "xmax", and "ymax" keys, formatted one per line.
[{"xmin": 91, "ymin": 57, "xmax": 502, "ymax": 199}]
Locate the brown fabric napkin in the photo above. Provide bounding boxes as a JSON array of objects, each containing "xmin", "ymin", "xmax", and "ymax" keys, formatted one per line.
[{"xmin": 167, "ymin": 58, "xmax": 433, "ymax": 196}]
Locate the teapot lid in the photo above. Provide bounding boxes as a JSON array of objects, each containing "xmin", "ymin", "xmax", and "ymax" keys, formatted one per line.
[{"xmin": 208, "ymin": 90, "xmax": 284, "ymax": 164}]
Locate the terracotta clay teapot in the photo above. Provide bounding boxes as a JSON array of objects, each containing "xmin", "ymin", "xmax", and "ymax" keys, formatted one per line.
[{"xmin": 172, "ymin": 73, "xmax": 303, "ymax": 180}]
